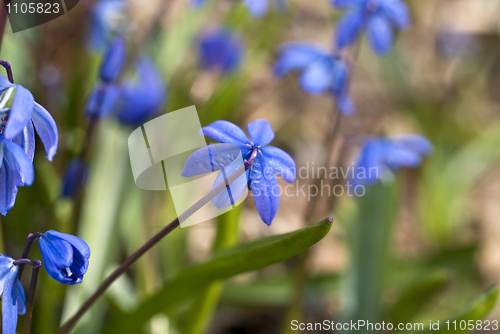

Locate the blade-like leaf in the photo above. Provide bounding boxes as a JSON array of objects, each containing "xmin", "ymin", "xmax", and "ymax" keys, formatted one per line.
[
  {"xmin": 409, "ymin": 286, "xmax": 499, "ymax": 334},
  {"xmin": 104, "ymin": 218, "xmax": 333, "ymax": 334},
  {"xmin": 388, "ymin": 270, "xmax": 451, "ymax": 324}
]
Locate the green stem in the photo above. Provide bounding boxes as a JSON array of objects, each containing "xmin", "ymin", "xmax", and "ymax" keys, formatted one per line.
[{"xmin": 182, "ymin": 206, "xmax": 241, "ymax": 334}]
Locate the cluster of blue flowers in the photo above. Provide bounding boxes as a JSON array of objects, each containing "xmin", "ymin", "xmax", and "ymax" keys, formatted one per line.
[
  {"xmin": 0, "ymin": 230, "xmax": 90, "ymax": 334},
  {"xmin": 0, "ymin": 67, "xmax": 58, "ymax": 215},
  {"xmin": 183, "ymin": 0, "xmax": 433, "ymax": 225},
  {"xmin": 63, "ymin": 36, "xmax": 166, "ymax": 198},
  {"xmin": 85, "ymin": 37, "xmax": 166, "ymax": 125}
]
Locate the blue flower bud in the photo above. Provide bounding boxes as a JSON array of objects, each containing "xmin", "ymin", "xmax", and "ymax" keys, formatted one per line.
[
  {"xmin": 38, "ymin": 230, "xmax": 90, "ymax": 285},
  {"xmin": 99, "ymin": 37, "xmax": 126, "ymax": 83}
]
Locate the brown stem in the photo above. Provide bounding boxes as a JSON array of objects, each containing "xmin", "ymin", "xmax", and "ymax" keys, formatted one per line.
[
  {"xmin": 58, "ymin": 164, "xmax": 246, "ymax": 334},
  {"xmin": 22, "ymin": 260, "xmax": 41, "ymax": 334}
]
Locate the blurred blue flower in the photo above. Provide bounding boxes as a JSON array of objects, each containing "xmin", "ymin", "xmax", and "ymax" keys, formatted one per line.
[
  {"xmin": 100, "ymin": 37, "xmax": 126, "ymax": 84},
  {"xmin": 62, "ymin": 158, "xmax": 88, "ymax": 198},
  {"xmin": 332, "ymin": 0, "xmax": 410, "ymax": 55},
  {"xmin": 0, "ymin": 255, "xmax": 26, "ymax": 334},
  {"xmin": 352, "ymin": 134, "xmax": 432, "ymax": 185},
  {"xmin": 183, "ymin": 120, "xmax": 296, "ymax": 225},
  {"xmin": 86, "ymin": 58, "xmax": 165, "ymax": 125},
  {"xmin": 88, "ymin": 0, "xmax": 127, "ymax": 52},
  {"xmin": 38, "ymin": 230, "xmax": 90, "ymax": 285},
  {"xmin": 275, "ymin": 43, "xmax": 354, "ymax": 115},
  {"xmin": 192, "ymin": 0, "xmax": 287, "ymax": 18},
  {"xmin": 198, "ymin": 28, "xmax": 244, "ymax": 73},
  {"xmin": 116, "ymin": 58, "xmax": 166, "ymax": 126},
  {"xmin": 0, "ymin": 76, "xmax": 58, "ymax": 215}
]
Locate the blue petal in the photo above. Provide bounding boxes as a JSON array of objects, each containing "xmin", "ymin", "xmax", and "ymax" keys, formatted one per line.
[
  {"xmin": 337, "ymin": 94, "xmax": 355, "ymax": 115},
  {"xmin": 100, "ymin": 37, "xmax": 126, "ymax": 83},
  {"xmin": 0, "ymin": 256, "xmax": 15, "ymax": 294},
  {"xmin": 116, "ymin": 58, "xmax": 166, "ymax": 126},
  {"xmin": 62, "ymin": 158, "xmax": 88, "ymax": 198},
  {"xmin": 211, "ymin": 157, "xmax": 248, "ymax": 209},
  {"xmin": 367, "ymin": 15, "xmax": 394, "ymax": 54},
  {"xmin": 331, "ymin": 0, "xmax": 365, "ymax": 9},
  {"xmin": 201, "ymin": 120, "xmax": 251, "ymax": 148},
  {"xmin": 4, "ymin": 141, "xmax": 34, "ymax": 186},
  {"xmin": 4, "ymin": 85, "xmax": 34, "ymax": 140},
  {"xmin": 242, "ymin": 0, "xmax": 269, "ymax": 18},
  {"xmin": 2, "ymin": 266, "xmax": 19, "ymax": 334},
  {"xmin": 331, "ymin": 60, "xmax": 349, "ymax": 96},
  {"xmin": 14, "ymin": 280, "xmax": 26, "ymax": 316},
  {"xmin": 32, "ymin": 102, "xmax": 58, "ymax": 161},
  {"xmin": 198, "ymin": 28, "xmax": 244, "ymax": 73},
  {"xmin": 247, "ymin": 119, "xmax": 275, "ymax": 146},
  {"xmin": 190, "ymin": 0, "xmax": 210, "ymax": 8},
  {"xmin": 0, "ymin": 75, "xmax": 14, "ymax": 94},
  {"xmin": 381, "ymin": 0, "xmax": 410, "ymax": 29},
  {"xmin": 274, "ymin": 44, "xmax": 326, "ymax": 77},
  {"xmin": 261, "ymin": 146, "xmax": 296, "ymax": 183},
  {"xmin": 249, "ymin": 154, "xmax": 279, "ymax": 225},
  {"xmin": 392, "ymin": 134, "xmax": 433, "ymax": 156},
  {"xmin": 0, "ymin": 152, "xmax": 19, "ymax": 216},
  {"xmin": 335, "ymin": 9, "xmax": 366, "ymax": 50},
  {"xmin": 44, "ymin": 230, "xmax": 91, "ymax": 259},
  {"xmin": 2, "ymin": 143, "xmax": 23, "ymax": 189},
  {"xmin": 39, "ymin": 233, "xmax": 74, "ymax": 268},
  {"xmin": 181, "ymin": 143, "xmax": 242, "ymax": 177},
  {"xmin": 12, "ymin": 122, "xmax": 35, "ymax": 162},
  {"xmin": 299, "ymin": 60, "xmax": 335, "ymax": 94},
  {"xmin": 86, "ymin": 85, "xmax": 121, "ymax": 119},
  {"xmin": 384, "ymin": 147, "xmax": 422, "ymax": 169}
]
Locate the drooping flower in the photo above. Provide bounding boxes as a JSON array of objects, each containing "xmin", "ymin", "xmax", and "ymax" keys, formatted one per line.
[
  {"xmin": 88, "ymin": 0, "xmax": 128, "ymax": 52},
  {"xmin": 198, "ymin": 28, "xmax": 245, "ymax": 74},
  {"xmin": 274, "ymin": 43, "xmax": 354, "ymax": 115},
  {"xmin": 0, "ymin": 255, "xmax": 26, "ymax": 334},
  {"xmin": 352, "ymin": 134, "xmax": 432, "ymax": 185},
  {"xmin": 0, "ymin": 75, "xmax": 58, "ymax": 215},
  {"xmin": 61, "ymin": 158, "xmax": 88, "ymax": 198},
  {"xmin": 332, "ymin": 0, "xmax": 410, "ymax": 55},
  {"xmin": 86, "ymin": 58, "xmax": 165, "ymax": 125},
  {"xmin": 38, "ymin": 230, "xmax": 90, "ymax": 285},
  {"xmin": 182, "ymin": 120, "xmax": 296, "ymax": 225},
  {"xmin": 100, "ymin": 37, "xmax": 126, "ymax": 84},
  {"xmin": 115, "ymin": 58, "xmax": 166, "ymax": 126},
  {"xmin": 192, "ymin": 0, "xmax": 288, "ymax": 18}
]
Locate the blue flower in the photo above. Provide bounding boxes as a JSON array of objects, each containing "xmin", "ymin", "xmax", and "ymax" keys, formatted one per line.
[
  {"xmin": 275, "ymin": 43, "xmax": 354, "ymax": 115},
  {"xmin": 38, "ymin": 230, "xmax": 90, "ymax": 285},
  {"xmin": 86, "ymin": 58, "xmax": 165, "ymax": 125},
  {"xmin": 332, "ymin": 0, "xmax": 410, "ymax": 54},
  {"xmin": 62, "ymin": 158, "xmax": 88, "ymax": 198},
  {"xmin": 0, "ymin": 76, "xmax": 58, "ymax": 215},
  {"xmin": 192, "ymin": 0, "xmax": 288, "ymax": 18},
  {"xmin": 115, "ymin": 58, "xmax": 166, "ymax": 126},
  {"xmin": 88, "ymin": 0, "xmax": 127, "ymax": 52},
  {"xmin": 0, "ymin": 255, "xmax": 26, "ymax": 334},
  {"xmin": 100, "ymin": 37, "xmax": 126, "ymax": 84},
  {"xmin": 352, "ymin": 134, "xmax": 432, "ymax": 185},
  {"xmin": 198, "ymin": 28, "xmax": 245, "ymax": 74},
  {"xmin": 183, "ymin": 120, "xmax": 296, "ymax": 226}
]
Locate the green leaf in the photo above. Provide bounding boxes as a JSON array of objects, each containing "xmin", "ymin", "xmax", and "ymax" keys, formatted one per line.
[
  {"xmin": 104, "ymin": 218, "xmax": 333, "ymax": 334},
  {"xmin": 341, "ymin": 182, "xmax": 397, "ymax": 333},
  {"xmin": 388, "ymin": 270, "xmax": 451, "ymax": 324},
  {"xmin": 411, "ymin": 286, "xmax": 499, "ymax": 334}
]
